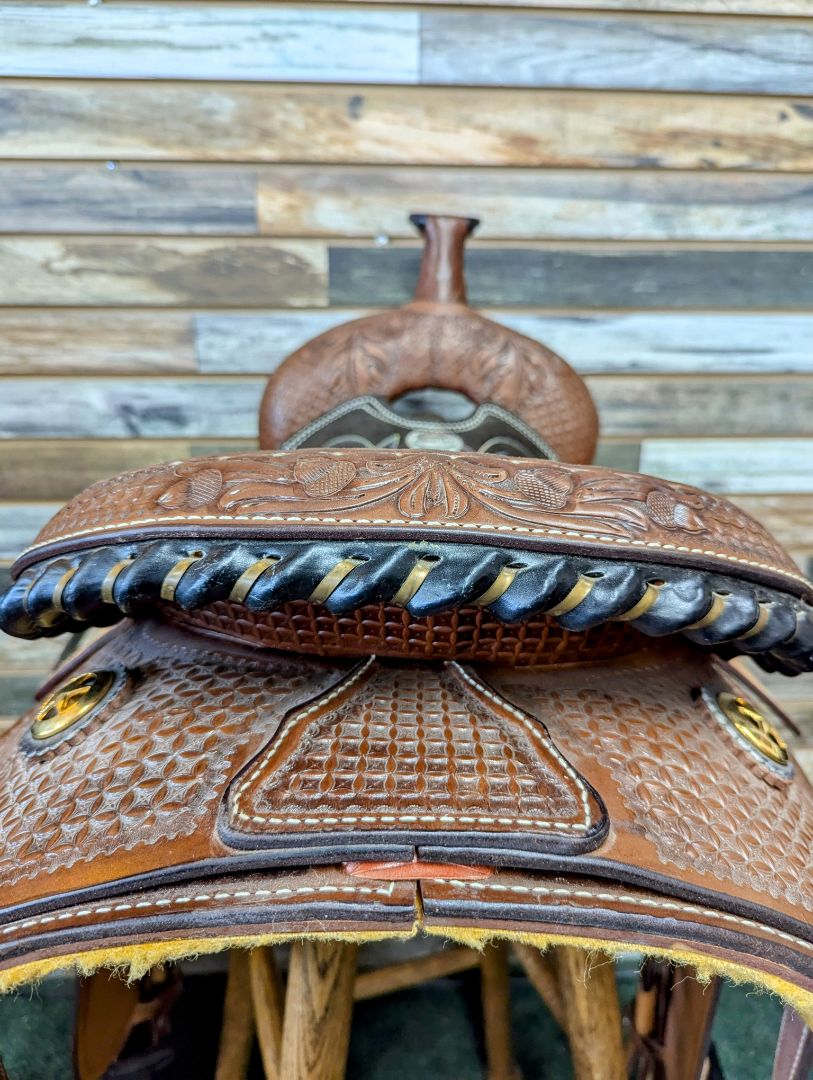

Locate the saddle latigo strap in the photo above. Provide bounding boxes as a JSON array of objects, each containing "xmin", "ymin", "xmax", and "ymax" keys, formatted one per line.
[{"xmin": 0, "ymin": 213, "xmax": 810, "ymax": 1027}]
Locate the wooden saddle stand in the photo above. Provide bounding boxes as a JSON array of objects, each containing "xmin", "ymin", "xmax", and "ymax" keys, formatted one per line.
[{"xmin": 0, "ymin": 215, "xmax": 811, "ymax": 1080}]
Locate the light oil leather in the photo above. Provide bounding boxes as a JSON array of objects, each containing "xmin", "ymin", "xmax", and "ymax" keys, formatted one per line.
[{"xmin": 0, "ymin": 214, "xmax": 810, "ymax": 1043}]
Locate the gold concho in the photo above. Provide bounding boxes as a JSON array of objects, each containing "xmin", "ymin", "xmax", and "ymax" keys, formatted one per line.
[
  {"xmin": 717, "ymin": 691, "xmax": 789, "ymax": 766},
  {"xmin": 31, "ymin": 670, "xmax": 117, "ymax": 740}
]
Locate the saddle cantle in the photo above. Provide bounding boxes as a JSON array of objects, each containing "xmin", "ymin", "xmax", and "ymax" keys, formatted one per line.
[{"xmin": 0, "ymin": 215, "xmax": 811, "ymax": 1053}]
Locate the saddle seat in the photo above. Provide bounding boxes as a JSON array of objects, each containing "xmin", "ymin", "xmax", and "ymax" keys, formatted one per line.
[{"xmin": 0, "ymin": 214, "xmax": 811, "ymax": 1040}]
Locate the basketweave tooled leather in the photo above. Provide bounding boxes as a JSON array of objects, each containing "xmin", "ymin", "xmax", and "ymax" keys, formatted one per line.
[{"xmin": 0, "ymin": 213, "xmax": 811, "ymax": 1024}]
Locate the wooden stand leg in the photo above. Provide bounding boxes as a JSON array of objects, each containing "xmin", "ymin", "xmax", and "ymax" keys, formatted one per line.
[
  {"xmin": 279, "ymin": 941, "xmax": 358, "ymax": 1080},
  {"xmin": 555, "ymin": 946, "xmax": 625, "ymax": 1080},
  {"xmin": 481, "ymin": 942, "xmax": 521, "ymax": 1080},
  {"xmin": 512, "ymin": 944, "xmax": 565, "ymax": 1030},
  {"xmin": 661, "ymin": 969, "xmax": 720, "ymax": 1080},
  {"xmin": 249, "ymin": 948, "xmax": 285, "ymax": 1080},
  {"xmin": 215, "ymin": 952, "xmax": 255, "ymax": 1080}
]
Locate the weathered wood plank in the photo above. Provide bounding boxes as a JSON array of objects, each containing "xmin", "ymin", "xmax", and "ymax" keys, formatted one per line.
[
  {"xmin": 640, "ymin": 439, "xmax": 813, "ymax": 493},
  {"xmin": 0, "ymin": 675, "xmax": 39, "ymax": 724},
  {"xmin": 329, "ymin": 246, "xmax": 813, "ymax": 309},
  {"xmin": 196, "ymin": 311, "xmax": 813, "ymax": 375},
  {"xmin": 350, "ymin": 0, "xmax": 813, "ymax": 13},
  {"xmin": 0, "ymin": 441, "xmax": 192, "ymax": 502},
  {"xmin": 0, "ymin": 438, "xmax": 633, "ymax": 502},
  {"xmin": 0, "ymin": 239, "xmax": 326, "ymax": 306},
  {"xmin": 8, "ymin": 164, "xmax": 813, "ymax": 241},
  {"xmin": 4, "ymin": 6, "xmax": 811, "ymax": 94},
  {"xmin": 0, "ymin": 634, "xmax": 64, "ymax": 678},
  {"xmin": 0, "ymin": 310, "xmax": 195, "ymax": 373},
  {"xmin": 4, "ymin": 309, "xmax": 813, "ymax": 376},
  {"xmin": 421, "ymin": 11, "xmax": 813, "ymax": 94},
  {"xmin": 0, "ymin": 164, "xmax": 258, "ymax": 235},
  {"xmin": 733, "ymin": 495, "xmax": 813, "ymax": 552},
  {"xmin": 0, "ymin": 6, "xmax": 419, "ymax": 83},
  {"xmin": 0, "ymin": 504, "xmax": 58, "ymax": 558},
  {"xmin": 256, "ymin": 167, "xmax": 813, "ymax": 242},
  {"xmin": 2, "ymin": 84, "xmax": 811, "ymax": 171},
  {"xmin": 0, "ymin": 376, "xmax": 809, "ymax": 439}
]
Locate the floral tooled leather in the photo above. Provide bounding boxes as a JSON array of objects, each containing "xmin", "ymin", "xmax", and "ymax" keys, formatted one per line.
[{"xmin": 17, "ymin": 451, "xmax": 807, "ymax": 596}]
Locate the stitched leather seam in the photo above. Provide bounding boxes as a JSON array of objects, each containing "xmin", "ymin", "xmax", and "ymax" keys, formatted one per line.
[
  {"xmin": 2, "ymin": 879, "xmax": 810, "ymax": 956},
  {"xmin": 434, "ymin": 879, "xmax": 813, "ymax": 955},
  {"xmin": 22, "ymin": 515, "xmax": 808, "ymax": 589},
  {"xmin": 451, "ymin": 663, "xmax": 592, "ymax": 829},
  {"xmin": 0, "ymin": 882, "xmax": 399, "ymax": 939},
  {"xmin": 229, "ymin": 659, "xmax": 591, "ymax": 833}
]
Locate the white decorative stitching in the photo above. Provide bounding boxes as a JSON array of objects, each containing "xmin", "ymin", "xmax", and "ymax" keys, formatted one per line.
[
  {"xmin": 433, "ymin": 879, "xmax": 813, "ymax": 955},
  {"xmin": 451, "ymin": 663, "xmax": 592, "ymax": 829},
  {"xmin": 21, "ymin": 513, "xmax": 809, "ymax": 589},
  {"xmin": 0, "ymin": 881, "xmax": 398, "ymax": 938},
  {"xmin": 228, "ymin": 659, "xmax": 591, "ymax": 833}
]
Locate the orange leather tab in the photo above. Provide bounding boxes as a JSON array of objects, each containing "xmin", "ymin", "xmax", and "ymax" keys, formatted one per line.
[{"xmin": 344, "ymin": 859, "xmax": 492, "ymax": 882}]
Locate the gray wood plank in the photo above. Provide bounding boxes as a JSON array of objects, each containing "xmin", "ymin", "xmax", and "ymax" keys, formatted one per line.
[
  {"xmin": 9, "ymin": 164, "xmax": 813, "ymax": 241},
  {"xmin": 0, "ymin": 239, "xmax": 326, "ymax": 306},
  {"xmin": 639, "ymin": 439, "xmax": 813, "ymax": 493},
  {"xmin": 329, "ymin": 246, "xmax": 813, "ymax": 309},
  {"xmin": 421, "ymin": 10, "xmax": 813, "ymax": 94},
  {"xmin": 0, "ymin": 504, "xmax": 58, "ymax": 558},
  {"xmin": 360, "ymin": 0, "xmax": 813, "ymax": 10},
  {"xmin": 0, "ymin": 376, "xmax": 809, "ymax": 439},
  {"xmin": 0, "ymin": 164, "xmax": 258, "ymax": 235},
  {"xmin": 0, "ymin": 5, "xmax": 418, "ymax": 82},
  {"xmin": 195, "ymin": 311, "xmax": 813, "ymax": 375},
  {"xmin": 256, "ymin": 167, "xmax": 813, "ymax": 242},
  {"xmin": 4, "ymin": 309, "xmax": 812, "ymax": 376},
  {"xmin": 0, "ymin": 310, "xmax": 196, "ymax": 373},
  {"xmin": 2, "ymin": 84, "xmax": 811, "ymax": 172}
]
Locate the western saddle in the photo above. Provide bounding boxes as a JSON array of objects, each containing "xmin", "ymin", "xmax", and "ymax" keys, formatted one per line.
[{"xmin": 0, "ymin": 215, "xmax": 810, "ymax": 1079}]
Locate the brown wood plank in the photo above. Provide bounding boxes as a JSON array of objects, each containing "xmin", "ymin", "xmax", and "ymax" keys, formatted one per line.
[
  {"xmin": 256, "ymin": 167, "xmax": 813, "ymax": 242},
  {"xmin": 0, "ymin": 239, "xmax": 326, "ymax": 307},
  {"xmin": 0, "ymin": 310, "xmax": 195, "ymax": 374},
  {"xmin": 0, "ymin": 164, "xmax": 258, "ymax": 235},
  {"xmin": 0, "ymin": 376, "xmax": 810, "ymax": 439},
  {"xmin": 329, "ymin": 245, "xmax": 813, "ymax": 310},
  {"xmin": 0, "ymin": 438, "xmax": 629, "ymax": 503},
  {"xmin": 9, "ymin": 164, "xmax": 813, "ymax": 241},
  {"xmin": 2, "ymin": 83, "xmax": 811, "ymax": 171},
  {"xmin": 421, "ymin": 10, "xmax": 813, "ymax": 94},
  {"xmin": 0, "ymin": 441, "xmax": 195, "ymax": 501},
  {"xmin": 5, "ymin": 309, "xmax": 813, "ymax": 377}
]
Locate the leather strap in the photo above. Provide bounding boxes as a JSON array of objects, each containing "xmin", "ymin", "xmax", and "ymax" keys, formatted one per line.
[{"xmin": 773, "ymin": 1008, "xmax": 813, "ymax": 1080}]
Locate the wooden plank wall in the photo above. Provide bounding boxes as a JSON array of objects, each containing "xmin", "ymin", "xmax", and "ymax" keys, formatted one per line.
[{"xmin": 0, "ymin": 0, "xmax": 811, "ymax": 730}]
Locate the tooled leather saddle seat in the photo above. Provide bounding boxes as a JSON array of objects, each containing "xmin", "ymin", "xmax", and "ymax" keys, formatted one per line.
[{"xmin": 0, "ymin": 215, "xmax": 811, "ymax": 1040}]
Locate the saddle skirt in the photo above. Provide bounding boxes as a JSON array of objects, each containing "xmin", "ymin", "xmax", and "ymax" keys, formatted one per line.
[{"xmin": 0, "ymin": 214, "xmax": 811, "ymax": 1023}]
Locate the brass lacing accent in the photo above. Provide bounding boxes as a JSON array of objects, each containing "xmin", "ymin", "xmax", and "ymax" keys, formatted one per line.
[
  {"xmin": 391, "ymin": 556, "xmax": 441, "ymax": 607},
  {"xmin": 686, "ymin": 591, "xmax": 728, "ymax": 631},
  {"xmin": 50, "ymin": 566, "xmax": 78, "ymax": 613},
  {"xmin": 228, "ymin": 557, "xmax": 281, "ymax": 603},
  {"xmin": 160, "ymin": 552, "xmax": 204, "ymax": 602},
  {"xmin": 100, "ymin": 555, "xmax": 137, "ymax": 604},
  {"xmin": 309, "ymin": 557, "xmax": 367, "ymax": 605},
  {"xmin": 614, "ymin": 579, "xmax": 665, "ymax": 623},
  {"xmin": 472, "ymin": 563, "xmax": 525, "ymax": 608},
  {"xmin": 544, "ymin": 573, "xmax": 600, "ymax": 618},
  {"xmin": 739, "ymin": 601, "xmax": 774, "ymax": 641}
]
